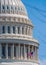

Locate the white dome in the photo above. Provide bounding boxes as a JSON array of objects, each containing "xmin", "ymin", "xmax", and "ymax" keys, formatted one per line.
[
  {"xmin": 0, "ymin": 0, "xmax": 33, "ymax": 25},
  {"xmin": 0, "ymin": 0, "xmax": 39, "ymax": 65},
  {"xmin": 0, "ymin": 0, "xmax": 27, "ymax": 15}
]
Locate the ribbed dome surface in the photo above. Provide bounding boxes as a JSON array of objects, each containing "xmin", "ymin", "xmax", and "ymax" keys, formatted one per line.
[
  {"xmin": 0, "ymin": 0, "xmax": 33, "ymax": 26},
  {"xmin": 0, "ymin": 0, "xmax": 27, "ymax": 15}
]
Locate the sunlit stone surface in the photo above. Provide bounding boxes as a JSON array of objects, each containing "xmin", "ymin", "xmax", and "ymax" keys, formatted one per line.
[{"xmin": 0, "ymin": 0, "xmax": 39, "ymax": 65}]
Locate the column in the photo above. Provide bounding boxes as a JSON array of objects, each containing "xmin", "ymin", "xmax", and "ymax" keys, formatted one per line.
[
  {"xmin": 11, "ymin": 44, "xmax": 14, "ymax": 59},
  {"xmin": 36, "ymin": 47, "xmax": 38, "ymax": 60},
  {"xmin": 18, "ymin": 44, "xmax": 20, "ymax": 59},
  {"xmin": 24, "ymin": 44, "xmax": 26, "ymax": 59},
  {"xmin": 16, "ymin": 46, "xmax": 18, "ymax": 59},
  {"xmin": 6, "ymin": 44, "xmax": 8, "ymax": 59},
  {"xmin": 11, "ymin": 26, "xmax": 13, "ymax": 34},
  {"xmin": 20, "ymin": 26, "xmax": 22, "ymax": 34},
  {"xmin": 5, "ymin": 26, "xmax": 8, "ymax": 34},
  {"xmin": 34, "ymin": 46, "xmax": 38, "ymax": 60},
  {"xmin": 27, "ymin": 27, "xmax": 29, "ymax": 35},
  {"xmin": 0, "ymin": 44, "xmax": 2, "ymax": 59},
  {"xmin": 15, "ymin": 26, "xmax": 18, "ymax": 34},
  {"xmin": 24, "ymin": 26, "xmax": 26, "ymax": 35},
  {"xmin": 28, "ymin": 45, "xmax": 30, "ymax": 60},
  {"xmin": 33, "ymin": 46, "xmax": 35, "ymax": 60}
]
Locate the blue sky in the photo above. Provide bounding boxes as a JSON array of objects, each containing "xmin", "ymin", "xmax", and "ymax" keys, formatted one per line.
[{"xmin": 22, "ymin": 0, "xmax": 46, "ymax": 61}]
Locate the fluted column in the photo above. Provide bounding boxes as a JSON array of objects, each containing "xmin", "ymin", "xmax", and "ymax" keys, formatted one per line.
[
  {"xmin": 18, "ymin": 44, "xmax": 20, "ymax": 59},
  {"xmin": 0, "ymin": 44, "xmax": 2, "ymax": 59},
  {"xmin": 34, "ymin": 46, "xmax": 38, "ymax": 60},
  {"xmin": 5, "ymin": 26, "xmax": 8, "ymax": 34},
  {"xmin": 24, "ymin": 26, "xmax": 26, "ymax": 35},
  {"xmin": 11, "ymin": 26, "xmax": 13, "ymax": 34},
  {"xmin": 28, "ymin": 45, "xmax": 30, "ymax": 60},
  {"xmin": 36, "ymin": 47, "xmax": 38, "ymax": 60},
  {"xmin": 27, "ymin": 27, "xmax": 29, "ymax": 35},
  {"xmin": 20, "ymin": 26, "xmax": 22, "ymax": 34},
  {"xmin": 15, "ymin": 26, "xmax": 18, "ymax": 34},
  {"xmin": 11, "ymin": 44, "xmax": 14, "ymax": 59},
  {"xmin": 24, "ymin": 44, "xmax": 26, "ymax": 59},
  {"xmin": 16, "ymin": 46, "xmax": 19, "ymax": 59},
  {"xmin": 6, "ymin": 44, "xmax": 8, "ymax": 59}
]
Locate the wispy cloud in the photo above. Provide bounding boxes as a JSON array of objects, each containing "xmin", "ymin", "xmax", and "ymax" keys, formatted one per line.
[{"xmin": 40, "ymin": 59, "xmax": 46, "ymax": 65}]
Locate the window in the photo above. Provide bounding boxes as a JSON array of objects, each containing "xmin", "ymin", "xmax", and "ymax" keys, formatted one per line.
[
  {"xmin": 2, "ymin": 5, "xmax": 5, "ymax": 13},
  {"xmin": 2, "ymin": 5, "xmax": 5, "ymax": 10},
  {"xmin": 7, "ymin": 6, "xmax": 9, "ymax": 10},
  {"xmin": 2, "ymin": 26, "xmax": 5, "ymax": 33},
  {"xmin": 8, "ymin": 26, "xmax": 10, "ymax": 33},
  {"xmin": 13, "ymin": 26, "xmax": 15, "ymax": 33},
  {"xmin": 22, "ymin": 27, "xmax": 24, "ymax": 34}
]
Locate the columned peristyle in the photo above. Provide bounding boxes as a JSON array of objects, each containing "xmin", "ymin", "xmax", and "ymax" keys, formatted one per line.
[{"xmin": 0, "ymin": 43, "xmax": 38, "ymax": 60}]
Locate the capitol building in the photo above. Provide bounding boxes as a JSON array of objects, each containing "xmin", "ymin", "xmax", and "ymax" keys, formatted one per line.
[{"xmin": 0, "ymin": 0, "xmax": 39, "ymax": 65}]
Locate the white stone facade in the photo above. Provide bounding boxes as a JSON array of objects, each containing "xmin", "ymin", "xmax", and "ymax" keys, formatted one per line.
[{"xmin": 0, "ymin": 0, "xmax": 39, "ymax": 65}]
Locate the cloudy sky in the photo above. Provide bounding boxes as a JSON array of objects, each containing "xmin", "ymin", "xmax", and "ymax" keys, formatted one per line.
[{"xmin": 22, "ymin": 0, "xmax": 46, "ymax": 65}]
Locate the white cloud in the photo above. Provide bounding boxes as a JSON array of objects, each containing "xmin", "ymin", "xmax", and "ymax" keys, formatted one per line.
[{"xmin": 40, "ymin": 59, "xmax": 46, "ymax": 65}]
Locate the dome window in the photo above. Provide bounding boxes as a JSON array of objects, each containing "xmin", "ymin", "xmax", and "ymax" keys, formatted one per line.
[
  {"xmin": 2, "ymin": 26, "xmax": 5, "ymax": 33},
  {"xmin": 7, "ymin": 6, "xmax": 9, "ymax": 10},
  {"xmin": 2, "ymin": 5, "xmax": 5, "ymax": 10},
  {"xmin": 8, "ymin": 26, "xmax": 10, "ymax": 33},
  {"xmin": 13, "ymin": 26, "xmax": 15, "ymax": 33}
]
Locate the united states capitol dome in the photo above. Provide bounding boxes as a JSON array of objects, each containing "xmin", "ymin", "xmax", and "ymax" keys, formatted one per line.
[
  {"xmin": 0, "ymin": 0, "xmax": 27, "ymax": 15},
  {"xmin": 0, "ymin": 0, "xmax": 33, "ymax": 25},
  {"xmin": 0, "ymin": 0, "xmax": 39, "ymax": 65}
]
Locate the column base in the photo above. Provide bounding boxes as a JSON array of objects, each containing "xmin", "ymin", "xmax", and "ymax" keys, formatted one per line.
[{"xmin": 0, "ymin": 61, "xmax": 39, "ymax": 65}]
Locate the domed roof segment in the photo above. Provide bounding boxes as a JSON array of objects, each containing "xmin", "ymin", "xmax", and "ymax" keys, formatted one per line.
[
  {"xmin": 0, "ymin": 0, "xmax": 27, "ymax": 15},
  {"xmin": 0, "ymin": 0, "xmax": 33, "ymax": 26}
]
